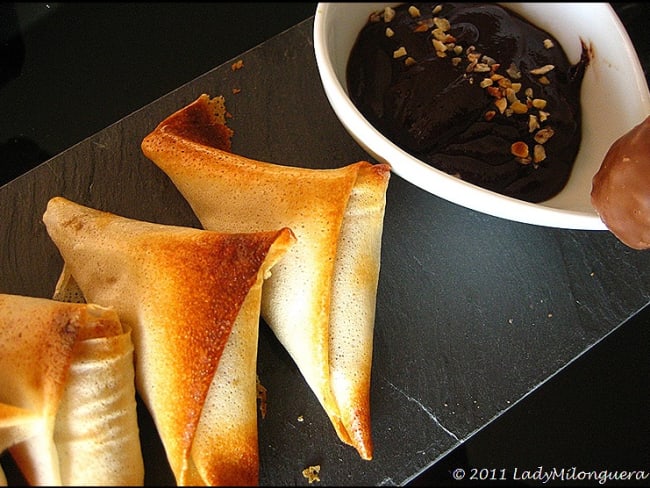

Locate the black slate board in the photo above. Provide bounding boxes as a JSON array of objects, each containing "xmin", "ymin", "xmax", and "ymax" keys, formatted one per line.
[{"xmin": 1, "ymin": 17, "xmax": 649, "ymax": 486}]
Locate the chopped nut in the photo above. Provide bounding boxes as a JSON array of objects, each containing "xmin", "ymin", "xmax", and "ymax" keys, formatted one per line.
[
  {"xmin": 534, "ymin": 127, "xmax": 555, "ymax": 143},
  {"xmin": 404, "ymin": 56, "xmax": 417, "ymax": 66},
  {"xmin": 497, "ymin": 77, "xmax": 512, "ymax": 88},
  {"xmin": 432, "ymin": 28, "xmax": 453, "ymax": 42},
  {"xmin": 453, "ymin": 45, "xmax": 463, "ymax": 55},
  {"xmin": 433, "ymin": 16, "xmax": 450, "ymax": 31},
  {"xmin": 533, "ymin": 144, "xmax": 547, "ymax": 163},
  {"xmin": 530, "ymin": 64, "xmax": 555, "ymax": 75},
  {"xmin": 538, "ymin": 110, "xmax": 549, "ymax": 122},
  {"xmin": 480, "ymin": 78, "xmax": 493, "ymax": 88},
  {"xmin": 506, "ymin": 62, "xmax": 521, "ymax": 79},
  {"xmin": 510, "ymin": 100, "xmax": 528, "ymax": 114},
  {"xmin": 385, "ymin": 27, "xmax": 395, "ymax": 37},
  {"xmin": 393, "ymin": 46, "xmax": 407, "ymax": 58},
  {"xmin": 511, "ymin": 141, "xmax": 529, "ymax": 159},
  {"xmin": 451, "ymin": 56, "xmax": 462, "ymax": 66},
  {"xmin": 484, "ymin": 110, "xmax": 497, "ymax": 121},
  {"xmin": 481, "ymin": 55, "xmax": 497, "ymax": 66},
  {"xmin": 408, "ymin": 5, "xmax": 421, "ymax": 17},
  {"xmin": 487, "ymin": 85, "xmax": 503, "ymax": 98},
  {"xmin": 383, "ymin": 6, "xmax": 396, "ymax": 22},
  {"xmin": 494, "ymin": 97, "xmax": 508, "ymax": 114},
  {"xmin": 231, "ymin": 59, "xmax": 244, "ymax": 71},
  {"xmin": 432, "ymin": 39, "xmax": 447, "ymax": 54},
  {"xmin": 466, "ymin": 52, "xmax": 481, "ymax": 63},
  {"xmin": 432, "ymin": 4, "xmax": 443, "ymax": 15},
  {"xmin": 505, "ymin": 87, "xmax": 519, "ymax": 104},
  {"xmin": 538, "ymin": 75, "xmax": 551, "ymax": 85},
  {"xmin": 531, "ymin": 98, "xmax": 547, "ymax": 109},
  {"xmin": 543, "ymin": 38, "xmax": 555, "ymax": 49},
  {"xmin": 528, "ymin": 114, "xmax": 540, "ymax": 132}
]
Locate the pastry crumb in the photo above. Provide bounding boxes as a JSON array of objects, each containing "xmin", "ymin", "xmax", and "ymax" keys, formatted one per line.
[
  {"xmin": 256, "ymin": 375, "xmax": 267, "ymax": 419},
  {"xmin": 302, "ymin": 465, "xmax": 320, "ymax": 483}
]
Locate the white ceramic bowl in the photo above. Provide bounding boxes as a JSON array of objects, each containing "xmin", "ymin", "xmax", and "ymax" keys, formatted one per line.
[{"xmin": 314, "ymin": 2, "xmax": 650, "ymax": 229}]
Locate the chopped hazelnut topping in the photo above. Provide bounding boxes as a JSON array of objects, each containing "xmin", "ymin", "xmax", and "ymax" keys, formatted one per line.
[
  {"xmin": 543, "ymin": 38, "xmax": 555, "ymax": 49},
  {"xmin": 385, "ymin": 27, "xmax": 395, "ymax": 37},
  {"xmin": 528, "ymin": 114, "xmax": 540, "ymax": 132},
  {"xmin": 530, "ymin": 64, "xmax": 555, "ymax": 75},
  {"xmin": 484, "ymin": 110, "xmax": 497, "ymax": 121},
  {"xmin": 405, "ymin": 56, "xmax": 417, "ymax": 66},
  {"xmin": 473, "ymin": 63, "xmax": 491, "ymax": 73},
  {"xmin": 383, "ymin": 6, "xmax": 396, "ymax": 22},
  {"xmin": 533, "ymin": 144, "xmax": 547, "ymax": 163},
  {"xmin": 433, "ymin": 28, "xmax": 453, "ymax": 42},
  {"xmin": 538, "ymin": 75, "xmax": 551, "ymax": 85},
  {"xmin": 510, "ymin": 100, "xmax": 528, "ymax": 114},
  {"xmin": 432, "ymin": 39, "xmax": 447, "ymax": 54},
  {"xmin": 432, "ymin": 4, "xmax": 443, "ymax": 15},
  {"xmin": 393, "ymin": 46, "xmax": 407, "ymax": 58},
  {"xmin": 511, "ymin": 141, "xmax": 530, "ymax": 159},
  {"xmin": 531, "ymin": 98, "xmax": 547, "ymax": 109},
  {"xmin": 482, "ymin": 55, "xmax": 497, "ymax": 66},
  {"xmin": 433, "ymin": 16, "xmax": 451, "ymax": 31},
  {"xmin": 534, "ymin": 127, "xmax": 555, "ymax": 143},
  {"xmin": 494, "ymin": 97, "xmax": 508, "ymax": 114},
  {"xmin": 506, "ymin": 63, "xmax": 522, "ymax": 79},
  {"xmin": 480, "ymin": 78, "xmax": 494, "ymax": 88},
  {"xmin": 408, "ymin": 5, "xmax": 421, "ymax": 17}
]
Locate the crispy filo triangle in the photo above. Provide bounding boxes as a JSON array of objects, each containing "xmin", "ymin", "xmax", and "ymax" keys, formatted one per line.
[
  {"xmin": 0, "ymin": 293, "xmax": 144, "ymax": 486},
  {"xmin": 141, "ymin": 94, "xmax": 391, "ymax": 460},
  {"xmin": 42, "ymin": 196, "xmax": 295, "ymax": 486}
]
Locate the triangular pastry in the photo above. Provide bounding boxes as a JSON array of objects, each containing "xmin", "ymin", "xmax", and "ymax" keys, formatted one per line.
[
  {"xmin": 0, "ymin": 293, "xmax": 143, "ymax": 486},
  {"xmin": 141, "ymin": 94, "xmax": 391, "ymax": 460},
  {"xmin": 42, "ymin": 196, "xmax": 294, "ymax": 486}
]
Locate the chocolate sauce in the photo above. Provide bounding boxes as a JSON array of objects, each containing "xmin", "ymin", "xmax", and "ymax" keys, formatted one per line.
[{"xmin": 347, "ymin": 2, "xmax": 589, "ymax": 202}]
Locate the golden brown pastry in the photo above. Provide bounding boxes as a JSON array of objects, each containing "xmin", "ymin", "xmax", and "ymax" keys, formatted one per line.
[
  {"xmin": 141, "ymin": 94, "xmax": 391, "ymax": 460},
  {"xmin": 591, "ymin": 115, "xmax": 650, "ymax": 250},
  {"xmin": 0, "ymin": 293, "xmax": 143, "ymax": 486},
  {"xmin": 42, "ymin": 196, "xmax": 294, "ymax": 486}
]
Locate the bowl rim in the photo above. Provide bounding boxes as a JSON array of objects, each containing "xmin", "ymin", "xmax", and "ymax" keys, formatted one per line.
[{"xmin": 313, "ymin": 2, "xmax": 650, "ymax": 230}]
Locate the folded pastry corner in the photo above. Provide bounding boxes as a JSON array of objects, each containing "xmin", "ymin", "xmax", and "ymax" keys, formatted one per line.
[
  {"xmin": 141, "ymin": 94, "xmax": 391, "ymax": 460},
  {"xmin": 43, "ymin": 196, "xmax": 295, "ymax": 485},
  {"xmin": 0, "ymin": 293, "xmax": 144, "ymax": 486}
]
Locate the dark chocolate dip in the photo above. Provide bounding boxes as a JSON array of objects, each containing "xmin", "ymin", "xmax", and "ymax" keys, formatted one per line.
[{"xmin": 347, "ymin": 2, "xmax": 589, "ymax": 202}]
